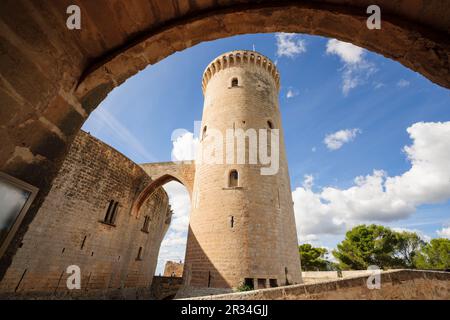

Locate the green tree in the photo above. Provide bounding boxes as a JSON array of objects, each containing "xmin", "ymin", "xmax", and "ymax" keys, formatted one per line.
[
  {"xmin": 414, "ymin": 238, "xmax": 450, "ymax": 270},
  {"xmin": 394, "ymin": 231, "xmax": 425, "ymax": 268},
  {"xmin": 332, "ymin": 224, "xmax": 402, "ymax": 270},
  {"xmin": 299, "ymin": 244, "xmax": 335, "ymax": 271}
]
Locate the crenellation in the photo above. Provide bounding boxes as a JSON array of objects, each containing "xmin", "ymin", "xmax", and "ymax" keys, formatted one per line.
[{"xmin": 202, "ymin": 50, "xmax": 281, "ymax": 94}]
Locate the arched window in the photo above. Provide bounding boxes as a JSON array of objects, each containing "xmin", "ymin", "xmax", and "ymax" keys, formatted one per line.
[
  {"xmin": 229, "ymin": 170, "xmax": 239, "ymax": 187},
  {"xmin": 267, "ymin": 120, "xmax": 274, "ymax": 129},
  {"xmin": 231, "ymin": 77, "xmax": 239, "ymax": 87},
  {"xmin": 202, "ymin": 126, "xmax": 207, "ymax": 140},
  {"xmin": 103, "ymin": 200, "xmax": 119, "ymax": 225}
]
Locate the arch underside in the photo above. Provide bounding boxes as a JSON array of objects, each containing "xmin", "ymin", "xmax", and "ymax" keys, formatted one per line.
[
  {"xmin": 133, "ymin": 162, "xmax": 195, "ymax": 216},
  {"xmin": 76, "ymin": 1, "xmax": 450, "ymax": 108}
]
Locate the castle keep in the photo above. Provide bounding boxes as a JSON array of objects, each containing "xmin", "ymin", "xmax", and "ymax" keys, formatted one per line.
[{"xmin": 184, "ymin": 51, "xmax": 302, "ymax": 290}]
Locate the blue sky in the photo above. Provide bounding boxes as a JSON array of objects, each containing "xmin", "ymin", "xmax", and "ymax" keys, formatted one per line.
[{"xmin": 82, "ymin": 33, "xmax": 450, "ymax": 273}]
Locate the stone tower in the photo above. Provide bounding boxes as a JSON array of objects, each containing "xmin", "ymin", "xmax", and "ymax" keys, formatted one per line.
[{"xmin": 183, "ymin": 50, "xmax": 302, "ymax": 290}]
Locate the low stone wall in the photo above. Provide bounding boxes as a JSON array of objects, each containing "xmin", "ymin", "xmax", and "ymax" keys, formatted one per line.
[
  {"xmin": 187, "ymin": 270, "xmax": 449, "ymax": 300},
  {"xmin": 150, "ymin": 276, "xmax": 184, "ymax": 300},
  {"xmin": 302, "ymin": 270, "xmax": 394, "ymax": 284}
]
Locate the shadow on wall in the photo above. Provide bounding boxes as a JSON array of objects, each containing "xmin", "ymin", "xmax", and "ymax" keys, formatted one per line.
[
  {"xmin": 0, "ymin": 131, "xmax": 172, "ymax": 299},
  {"xmin": 183, "ymin": 225, "xmax": 229, "ymax": 289}
]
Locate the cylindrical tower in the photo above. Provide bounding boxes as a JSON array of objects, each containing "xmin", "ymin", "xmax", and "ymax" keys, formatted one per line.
[{"xmin": 184, "ymin": 50, "xmax": 302, "ymax": 290}]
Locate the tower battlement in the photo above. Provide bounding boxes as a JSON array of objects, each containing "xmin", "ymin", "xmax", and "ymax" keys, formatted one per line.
[{"xmin": 202, "ymin": 50, "xmax": 280, "ymax": 93}]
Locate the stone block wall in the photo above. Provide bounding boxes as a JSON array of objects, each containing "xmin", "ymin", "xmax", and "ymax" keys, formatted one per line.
[
  {"xmin": 163, "ymin": 261, "xmax": 184, "ymax": 277},
  {"xmin": 150, "ymin": 276, "xmax": 184, "ymax": 300},
  {"xmin": 0, "ymin": 131, "xmax": 171, "ymax": 299}
]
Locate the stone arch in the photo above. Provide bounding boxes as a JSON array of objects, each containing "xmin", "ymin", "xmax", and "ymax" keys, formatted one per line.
[
  {"xmin": 132, "ymin": 162, "xmax": 195, "ymax": 217},
  {"xmin": 1, "ymin": 0, "xmax": 449, "ymax": 280}
]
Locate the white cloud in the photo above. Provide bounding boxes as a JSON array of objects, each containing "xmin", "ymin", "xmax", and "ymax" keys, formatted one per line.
[
  {"xmin": 326, "ymin": 39, "xmax": 376, "ymax": 95},
  {"xmin": 374, "ymin": 82, "xmax": 385, "ymax": 90},
  {"xmin": 303, "ymin": 174, "xmax": 314, "ymax": 189},
  {"xmin": 397, "ymin": 79, "xmax": 410, "ymax": 88},
  {"xmin": 156, "ymin": 181, "xmax": 191, "ymax": 274},
  {"xmin": 326, "ymin": 39, "xmax": 364, "ymax": 64},
  {"xmin": 286, "ymin": 87, "xmax": 299, "ymax": 99},
  {"xmin": 324, "ymin": 128, "xmax": 361, "ymax": 150},
  {"xmin": 275, "ymin": 33, "xmax": 306, "ymax": 58},
  {"xmin": 294, "ymin": 121, "xmax": 450, "ymax": 242},
  {"xmin": 171, "ymin": 131, "xmax": 199, "ymax": 161},
  {"xmin": 437, "ymin": 226, "xmax": 450, "ymax": 239},
  {"xmin": 298, "ymin": 234, "xmax": 319, "ymax": 243}
]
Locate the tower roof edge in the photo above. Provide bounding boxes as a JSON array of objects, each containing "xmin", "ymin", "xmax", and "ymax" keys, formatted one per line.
[{"xmin": 201, "ymin": 50, "xmax": 280, "ymax": 94}]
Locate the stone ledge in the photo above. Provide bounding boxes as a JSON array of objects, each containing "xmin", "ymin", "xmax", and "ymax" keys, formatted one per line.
[{"xmin": 184, "ymin": 270, "xmax": 450, "ymax": 300}]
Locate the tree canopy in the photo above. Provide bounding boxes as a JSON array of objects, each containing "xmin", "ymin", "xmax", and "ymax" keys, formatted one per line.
[
  {"xmin": 299, "ymin": 244, "xmax": 334, "ymax": 271},
  {"xmin": 300, "ymin": 224, "xmax": 448, "ymax": 271},
  {"xmin": 414, "ymin": 238, "xmax": 450, "ymax": 270}
]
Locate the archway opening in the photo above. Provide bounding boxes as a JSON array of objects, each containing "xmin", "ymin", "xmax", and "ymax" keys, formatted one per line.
[{"xmin": 155, "ymin": 181, "xmax": 191, "ymax": 277}]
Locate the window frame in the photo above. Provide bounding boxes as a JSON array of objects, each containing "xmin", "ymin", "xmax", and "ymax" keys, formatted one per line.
[
  {"xmin": 0, "ymin": 172, "xmax": 39, "ymax": 258},
  {"xmin": 202, "ymin": 125, "xmax": 207, "ymax": 140},
  {"xmin": 136, "ymin": 246, "xmax": 143, "ymax": 261},
  {"xmin": 141, "ymin": 215, "xmax": 150, "ymax": 233},
  {"xmin": 101, "ymin": 200, "xmax": 119, "ymax": 226},
  {"xmin": 228, "ymin": 169, "xmax": 239, "ymax": 188}
]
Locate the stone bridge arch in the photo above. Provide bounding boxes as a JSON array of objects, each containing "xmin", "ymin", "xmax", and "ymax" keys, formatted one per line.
[{"xmin": 132, "ymin": 161, "xmax": 195, "ymax": 217}]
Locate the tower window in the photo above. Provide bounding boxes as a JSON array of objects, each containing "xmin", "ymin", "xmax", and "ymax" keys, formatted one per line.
[
  {"xmin": 231, "ymin": 78, "xmax": 239, "ymax": 87},
  {"xmin": 229, "ymin": 170, "xmax": 239, "ymax": 188},
  {"xmin": 257, "ymin": 278, "xmax": 267, "ymax": 289},
  {"xmin": 230, "ymin": 216, "xmax": 234, "ymax": 228},
  {"xmin": 267, "ymin": 120, "xmax": 274, "ymax": 129},
  {"xmin": 285, "ymin": 267, "xmax": 290, "ymax": 285},
  {"xmin": 80, "ymin": 236, "xmax": 87, "ymax": 250},
  {"xmin": 142, "ymin": 215, "xmax": 150, "ymax": 233},
  {"xmin": 269, "ymin": 279, "xmax": 278, "ymax": 288},
  {"xmin": 202, "ymin": 126, "xmax": 207, "ymax": 140},
  {"xmin": 103, "ymin": 200, "xmax": 119, "ymax": 225},
  {"xmin": 136, "ymin": 247, "xmax": 143, "ymax": 261},
  {"xmin": 244, "ymin": 278, "xmax": 254, "ymax": 290}
]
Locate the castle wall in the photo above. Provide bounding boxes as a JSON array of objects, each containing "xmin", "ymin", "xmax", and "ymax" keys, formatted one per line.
[
  {"xmin": 0, "ymin": 131, "xmax": 171, "ymax": 299},
  {"xmin": 163, "ymin": 261, "xmax": 184, "ymax": 277},
  {"xmin": 184, "ymin": 51, "xmax": 302, "ymax": 290},
  {"xmin": 140, "ymin": 162, "xmax": 195, "ymax": 196}
]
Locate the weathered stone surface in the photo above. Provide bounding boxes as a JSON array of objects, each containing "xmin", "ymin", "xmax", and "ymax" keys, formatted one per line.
[
  {"xmin": 150, "ymin": 276, "xmax": 183, "ymax": 300},
  {"xmin": 0, "ymin": 131, "xmax": 172, "ymax": 299},
  {"xmin": 163, "ymin": 261, "xmax": 184, "ymax": 277},
  {"xmin": 188, "ymin": 270, "xmax": 450, "ymax": 300},
  {"xmin": 184, "ymin": 50, "xmax": 302, "ymax": 290},
  {"xmin": 0, "ymin": 0, "xmax": 449, "ymax": 285}
]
